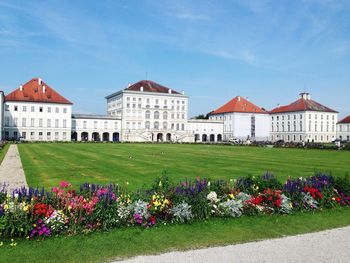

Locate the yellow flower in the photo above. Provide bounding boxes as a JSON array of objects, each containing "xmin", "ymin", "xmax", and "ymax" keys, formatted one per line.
[
  {"xmin": 4, "ymin": 204, "xmax": 9, "ymax": 210},
  {"xmin": 163, "ymin": 199, "xmax": 170, "ymax": 205},
  {"xmin": 154, "ymin": 201, "xmax": 161, "ymax": 207},
  {"xmin": 228, "ymin": 194, "xmax": 235, "ymax": 199}
]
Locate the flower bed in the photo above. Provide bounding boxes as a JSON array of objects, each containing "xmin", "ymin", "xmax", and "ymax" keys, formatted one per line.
[{"xmin": 1, "ymin": 173, "xmax": 350, "ymax": 243}]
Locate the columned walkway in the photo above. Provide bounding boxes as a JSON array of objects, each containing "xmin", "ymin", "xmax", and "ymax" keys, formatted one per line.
[{"xmin": 0, "ymin": 144, "xmax": 28, "ymax": 193}]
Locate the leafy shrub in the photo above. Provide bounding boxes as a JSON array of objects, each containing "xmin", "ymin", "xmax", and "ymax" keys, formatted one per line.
[
  {"xmin": 218, "ymin": 200, "xmax": 243, "ymax": 217},
  {"xmin": 171, "ymin": 202, "xmax": 193, "ymax": 223},
  {"xmin": 334, "ymin": 175, "xmax": 350, "ymax": 196}
]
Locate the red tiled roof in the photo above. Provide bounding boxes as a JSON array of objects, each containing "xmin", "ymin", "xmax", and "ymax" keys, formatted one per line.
[
  {"xmin": 5, "ymin": 78, "xmax": 72, "ymax": 104},
  {"xmin": 338, "ymin": 115, "xmax": 350, "ymax": 124},
  {"xmin": 210, "ymin": 96, "xmax": 268, "ymax": 115},
  {"xmin": 125, "ymin": 80, "xmax": 181, "ymax": 94},
  {"xmin": 270, "ymin": 98, "xmax": 337, "ymax": 114}
]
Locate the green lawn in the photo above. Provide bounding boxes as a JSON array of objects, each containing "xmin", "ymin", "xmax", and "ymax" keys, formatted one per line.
[
  {"xmin": 1, "ymin": 208, "xmax": 350, "ymax": 263},
  {"xmin": 0, "ymin": 143, "xmax": 9, "ymax": 164},
  {"xmin": 7, "ymin": 143, "xmax": 350, "ymax": 262},
  {"xmin": 18, "ymin": 143, "xmax": 350, "ymax": 190}
]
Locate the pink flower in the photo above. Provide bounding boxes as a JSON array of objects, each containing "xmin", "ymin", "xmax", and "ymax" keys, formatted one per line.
[
  {"xmin": 52, "ymin": 187, "xmax": 59, "ymax": 193},
  {"xmin": 59, "ymin": 181, "xmax": 70, "ymax": 188}
]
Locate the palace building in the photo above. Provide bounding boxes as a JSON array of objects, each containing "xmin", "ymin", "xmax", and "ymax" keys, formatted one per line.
[
  {"xmin": 337, "ymin": 116, "xmax": 350, "ymax": 142},
  {"xmin": 269, "ymin": 93, "xmax": 338, "ymax": 143},
  {"xmin": 0, "ymin": 78, "xmax": 345, "ymax": 143},
  {"xmin": 208, "ymin": 96, "xmax": 270, "ymax": 141}
]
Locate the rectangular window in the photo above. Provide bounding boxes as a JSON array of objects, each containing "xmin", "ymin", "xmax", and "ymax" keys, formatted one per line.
[
  {"xmin": 63, "ymin": 132, "xmax": 67, "ymax": 139},
  {"xmin": 47, "ymin": 119, "xmax": 51, "ymax": 128},
  {"xmin": 55, "ymin": 107, "xmax": 59, "ymax": 113},
  {"xmin": 31, "ymin": 106, "xmax": 35, "ymax": 112},
  {"xmin": 55, "ymin": 119, "xmax": 59, "ymax": 128},
  {"xmin": 14, "ymin": 117, "xmax": 18, "ymax": 127},
  {"xmin": 39, "ymin": 107, "xmax": 43, "ymax": 112},
  {"xmin": 22, "ymin": 132, "xmax": 26, "ymax": 139},
  {"xmin": 48, "ymin": 107, "xmax": 51, "ymax": 113},
  {"xmin": 83, "ymin": 121, "xmax": 87, "ymax": 129},
  {"xmin": 14, "ymin": 105, "xmax": 18, "ymax": 111},
  {"xmin": 31, "ymin": 118, "xmax": 35, "ymax": 127},
  {"xmin": 104, "ymin": 121, "xmax": 108, "ymax": 129},
  {"xmin": 39, "ymin": 118, "xmax": 43, "ymax": 127},
  {"xmin": 55, "ymin": 132, "xmax": 59, "ymax": 140},
  {"xmin": 23, "ymin": 106, "xmax": 27, "ymax": 112},
  {"xmin": 63, "ymin": 108, "xmax": 67, "ymax": 113},
  {"xmin": 94, "ymin": 121, "xmax": 97, "ymax": 129},
  {"xmin": 63, "ymin": 120, "xmax": 67, "ymax": 128},
  {"xmin": 5, "ymin": 105, "xmax": 9, "ymax": 111},
  {"xmin": 22, "ymin": 118, "xmax": 26, "ymax": 127}
]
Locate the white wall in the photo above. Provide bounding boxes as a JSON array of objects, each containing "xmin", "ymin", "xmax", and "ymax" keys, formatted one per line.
[
  {"xmin": 270, "ymin": 111, "xmax": 337, "ymax": 142},
  {"xmin": 107, "ymin": 90, "xmax": 192, "ymax": 142},
  {"xmin": 4, "ymin": 101, "xmax": 72, "ymax": 141},
  {"xmin": 0, "ymin": 92, "xmax": 4, "ymax": 140},
  {"xmin": 187, "ymin": 119, "xmax": 223, "ymax": 142},
  {"xmin": 209, "ymin": 112, "xmax": 269, "ymax": 141},
  {"xmin": 337, "ymin": 123, "xmax": 350, "ymax": 141},
  {"xmin": 72, "ymin": 116, "xmax": 121, "ymax": 141}
]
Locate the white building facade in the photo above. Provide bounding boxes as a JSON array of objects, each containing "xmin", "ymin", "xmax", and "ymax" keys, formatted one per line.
[
  {"xmin": 3, "ymin": 78, "xmax": 72, "ymax": 141},
  {"xmin": 1, "ymin": 78, "xmax": 346, "ymax": 144},
  {"xmin": 71, "ymin": 114, "xmax": 121, "ymax": 142},
  {"xmin": 208, "ymin": 96, "xmax": 270, "ymax": 141},
  {"xmin": 337, "ymin": 116, "xmax": 350, "ymax": 141},
  {"xmin": 270, "ymin": 93, "xmax": 338, "ymax": 143},
  {"xmin": 105, "ymin": 80, "xmax": 194, "ymax": 142},
  {"xmin": 187, "ymin": 119, "xmax": 224, "ymax": 142}
]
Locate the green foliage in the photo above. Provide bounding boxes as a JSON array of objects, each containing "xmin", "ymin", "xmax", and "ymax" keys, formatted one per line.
[{"xmin": 334, "ymin": 174, "xmax": 350, "ymax": 196}]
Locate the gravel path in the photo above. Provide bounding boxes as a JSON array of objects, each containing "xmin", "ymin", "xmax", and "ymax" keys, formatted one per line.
[
  {"xmin": 0, "ymin": 144, "xmax": 28, "ymax": 192},
  {"xmin": 116, "ymin": 226, "xmax": 350, "ymax": 263}
]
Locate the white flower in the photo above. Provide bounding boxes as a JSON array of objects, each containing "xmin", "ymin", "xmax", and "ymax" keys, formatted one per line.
[{"xmin": 207, "ymin": 191, "xmax": 219, "ymax": 203}]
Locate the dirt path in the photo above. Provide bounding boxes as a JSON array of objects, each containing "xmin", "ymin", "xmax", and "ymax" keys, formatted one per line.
[
  {"xmin": 116, "ymin": 226, "xmax": 350, "ymax": 263},
  {"xmin": 0, "ymin": 144, "xmax": 28, "ymax": 193}
]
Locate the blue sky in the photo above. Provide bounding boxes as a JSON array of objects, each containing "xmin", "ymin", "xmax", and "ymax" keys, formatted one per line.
[{"xmin": 0, "ymin": 0, "xmax": 349, "ymax": 118}]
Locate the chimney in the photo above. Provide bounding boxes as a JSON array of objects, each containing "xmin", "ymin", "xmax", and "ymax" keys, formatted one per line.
[
  {"xmin": 140, "ymin": 86, "xmax": 144, "ymax": 92},
  {"xmin": 238, "ymin": 96, "xmax": 241, "ymax": 101},
  {"xmin": 300, "ymin": 92, "xmax": 310, "ymax": 100},
  {"xmin": 181, "ymin": 90, "xmax": 185, "ymax": 95},
  {"xmin": 38, "ymin": 78, "xmax": 42, "ymax": 85},
  {"xmin": 168, "ymin": 89, "xmax": 172, "ymax": 94},
  {"xmin": 42, "ymin": 85, "xmax": 46, "ymax": 93},
  {"xmin": 19, "ymin": 85, "xmax": 23, "ymax": 91}
]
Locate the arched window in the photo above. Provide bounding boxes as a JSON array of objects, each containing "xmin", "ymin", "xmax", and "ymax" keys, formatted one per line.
[
  {"xmin": 163, "ymin": 122, "xmax": 168, "ymax": 130},
  {"xmin": 145, "ymin": 110, "xmax": 150, "ymax": 119},
  {"xmin": 154, "ymin": 121, "xmax": 159, "ymax": 130},
  {"xmin": 154, "ymin": 111, "xmax": 159, "ymax": 119},
  {"xmin": 145, "ymin": 121, "xmax": 150, "ymax": 129},
  {"xmin": 163, "ymin": 111, "xmax": 168, "ymax": 120}
]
